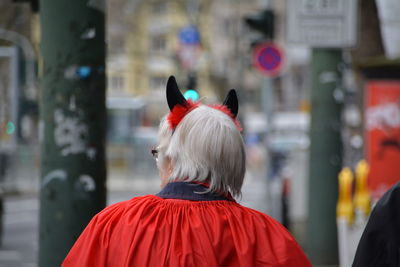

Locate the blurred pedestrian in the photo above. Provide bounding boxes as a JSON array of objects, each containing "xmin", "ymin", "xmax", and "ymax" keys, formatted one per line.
[
  {"xmin": 352, "ymin": 182, "xmax": 400, "ymax": 267},
  {"xmin": 62, "ymin": 76, "xmax": 311, "ymax": 267}
]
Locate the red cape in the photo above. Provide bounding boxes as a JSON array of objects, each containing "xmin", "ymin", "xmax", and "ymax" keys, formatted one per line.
[{"xmin": 63, "ymin": 195, "xmax": 311, "ymax": 267}]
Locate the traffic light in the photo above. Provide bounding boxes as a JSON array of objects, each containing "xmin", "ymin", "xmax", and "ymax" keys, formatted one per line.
[
  {"xmin": 244, "ymin": 9, "xmax": 275, "ymax": 40},
  {"xmin": 184, "ymin": 73, "xmax": 199, "ymax": 101},
  {"xmin": 184, "ymin": 90, "xmax": 199, "ymax": 101}
]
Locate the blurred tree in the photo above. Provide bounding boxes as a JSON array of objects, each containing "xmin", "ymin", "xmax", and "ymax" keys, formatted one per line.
[
  {"xmin": 12, "ymin": 0, "xmax": 39, "ymax": 12},
  {"xmin": 349, "ymin": 0, "xmax": 386, "ymax": 159},
  {"xmin": 351, "ymin": 0, "xmax": 385, "ymax": 62}
]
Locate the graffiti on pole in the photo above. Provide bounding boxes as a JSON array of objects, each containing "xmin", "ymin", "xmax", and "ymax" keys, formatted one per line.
[{"xmin": 54, "ymin": 109, "xmax": 88, "ymax": 156}]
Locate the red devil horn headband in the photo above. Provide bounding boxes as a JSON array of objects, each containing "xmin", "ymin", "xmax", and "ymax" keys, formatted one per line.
[{"xmin": 166, "ymin": 76, "xmax": 241, "ymax": 131}]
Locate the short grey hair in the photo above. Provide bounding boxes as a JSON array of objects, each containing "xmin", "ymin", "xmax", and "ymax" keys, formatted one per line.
[{"xmin": 157, "ymin": 105, "xmax": 246, "ymax": 197}]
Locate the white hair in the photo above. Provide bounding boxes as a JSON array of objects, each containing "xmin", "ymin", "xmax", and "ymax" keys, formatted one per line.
[{"xmin": 157, "ymin": 105, "xmax": 246, "ymax": 197}]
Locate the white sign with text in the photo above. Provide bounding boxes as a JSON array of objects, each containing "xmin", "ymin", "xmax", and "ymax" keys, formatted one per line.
[{"xmin": 287, "ymin": 0, "xmax": 358, "ymax": 47}]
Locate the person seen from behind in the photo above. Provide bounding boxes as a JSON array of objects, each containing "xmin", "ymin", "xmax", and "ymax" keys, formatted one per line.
[{"xmin": 62, "ymin": 76, "xmax": 312, "ymax": 267}]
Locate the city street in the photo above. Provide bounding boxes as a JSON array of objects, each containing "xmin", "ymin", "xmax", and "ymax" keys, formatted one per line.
[
  {"xmin": 1, "ymin": 194, "xmax": 38, "ymax": 267},
  {"xmin": 3, "ymin": 0, "xmax": 397, "ymax": 265},
  {"xmin": 0, "ymin": 190, "xmax": 154, "ymax": 267}
]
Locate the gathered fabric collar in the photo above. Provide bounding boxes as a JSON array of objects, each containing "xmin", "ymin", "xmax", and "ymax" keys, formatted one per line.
[{"xmin": 156, "ymin": 182, "xmax": 236, "ymax": 202}]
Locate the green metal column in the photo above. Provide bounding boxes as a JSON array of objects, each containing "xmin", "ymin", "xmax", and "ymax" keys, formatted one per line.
[
  {"xmin": 39, "ymin": 1, "xmax": 106, "ymax": 266},
  {"xmin": 307, "ymin": 49, "xmax": 342, "ymax": 264}
]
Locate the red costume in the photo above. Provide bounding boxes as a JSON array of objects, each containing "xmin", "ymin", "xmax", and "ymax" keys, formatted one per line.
[
  {"xmin": 63, "ymin": 182, "xmax": 311, "ymax": 267},
  {"xmin": 64, "ymin": 77, "xmax": 311, "ymax": 266}
]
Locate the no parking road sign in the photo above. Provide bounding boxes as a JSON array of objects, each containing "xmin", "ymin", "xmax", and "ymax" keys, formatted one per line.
[{"xmin": 252, "ymin": 42, "xmax": 284, "ymax": 77}]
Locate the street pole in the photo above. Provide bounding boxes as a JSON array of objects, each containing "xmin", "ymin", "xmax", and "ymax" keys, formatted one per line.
[
  {"xmin": 307, "ymin": 48, "xmax": 342, "ymax": 264},
  {"xmin": 261, "ymin": 76, "xmax": 274, "ymax": 217},
  {"xmin": 39, "ymin": 1, "xmax": 106, "ymax": 266}
]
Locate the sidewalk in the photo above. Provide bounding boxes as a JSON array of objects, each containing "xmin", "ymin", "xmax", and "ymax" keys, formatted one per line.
[{"xmin": 0, "ymin": 179, "xmax": 160, "ymax": 267}]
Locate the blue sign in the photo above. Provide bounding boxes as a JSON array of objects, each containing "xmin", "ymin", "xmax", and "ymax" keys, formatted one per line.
[{"xmin": 179, "ymin": 25, "xmax": 200, "ymax": 45}]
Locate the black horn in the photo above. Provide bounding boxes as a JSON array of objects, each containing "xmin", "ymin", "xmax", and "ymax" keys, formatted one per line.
[
  {"xmin": 223, "ymin": 89, "xmax": 239, "ymax": 117},
  {"xmin": 166, "ymin": 76, "xmax": 188, "ymax": 111}
]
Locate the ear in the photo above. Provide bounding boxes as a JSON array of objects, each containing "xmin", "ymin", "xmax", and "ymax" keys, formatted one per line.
[
  {"xmin": 223, "ymin": 89, "xmax": 239, "ymax": 118},
  {"xmin": 166, "ymin": 76, "xmax": 188, "ymax": 111}
]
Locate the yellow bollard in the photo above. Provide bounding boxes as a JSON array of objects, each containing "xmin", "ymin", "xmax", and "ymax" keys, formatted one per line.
[
  {"xmin": 337, "ymin": 167, "xmax": 354, "ymax": 225},
  {"xmin": 354, "ymin": 160, "xmax": 371, "ymax": 217}
]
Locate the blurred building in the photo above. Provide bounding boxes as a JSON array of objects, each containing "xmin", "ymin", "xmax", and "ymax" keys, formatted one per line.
[
  {"xmin": 0, "ymin": 1, "xmax": 39, "ymax": 193},
  {"xmin": 105, "ymin": 0, "xmax": 313, "ymax": 230},
  {"xmin": 106, "ymin": 0, "xmax": 289, "ymax": 124},
  {"xmin": 108, "ymin": 0, "xmax": 214, "ymax": 126},
  {"xmin": 0, "ymin": 1, "xmax": 38, "ymax": 146}
]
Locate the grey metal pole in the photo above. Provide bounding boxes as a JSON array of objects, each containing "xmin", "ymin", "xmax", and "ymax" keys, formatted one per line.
[{"xmin": 307, "ymin": 48, "xmax": 342, "ymax": 265}]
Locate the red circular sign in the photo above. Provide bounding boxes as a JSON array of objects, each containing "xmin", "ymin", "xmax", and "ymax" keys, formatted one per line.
[{"xmin": 252, "ymin": 42, "xmax": 284, "ymax": 77}]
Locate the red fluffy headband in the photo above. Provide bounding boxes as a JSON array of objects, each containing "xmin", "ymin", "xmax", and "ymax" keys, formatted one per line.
[
  {"xmin": 167, "ymin": 100, "xmax": 242, "ymax": 131},
  {"xmin": 166, "ymin": 76, "xmax": 242, "ymax": 131}
]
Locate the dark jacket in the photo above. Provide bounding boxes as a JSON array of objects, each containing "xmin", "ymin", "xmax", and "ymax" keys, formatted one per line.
[{"xmin": 352, "ymin": 182, "xmax": 400, "ymax": 267}]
